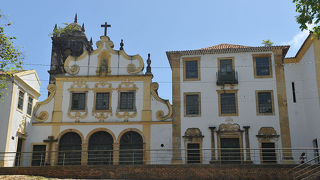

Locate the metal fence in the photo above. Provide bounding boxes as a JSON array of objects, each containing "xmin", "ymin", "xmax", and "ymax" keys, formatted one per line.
[{"xmin": 0, "ymin": 148, "xmax": 319, "ymax": 167}]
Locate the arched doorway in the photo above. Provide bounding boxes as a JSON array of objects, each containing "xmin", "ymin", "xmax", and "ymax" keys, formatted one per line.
[
  {"xmin": 58, "ymin": 132, "xmax": 82, "ymax": 165},
  {"xmin": 119, "ymin": 131, "xmax": 143, "ymax": 164},
  {"xmin": 88, "ymin": 131, "xmax": 113, "ymax": 165}
]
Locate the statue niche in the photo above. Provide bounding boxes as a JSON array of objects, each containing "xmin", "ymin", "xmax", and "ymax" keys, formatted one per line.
[{"xmin": 96, "ymin": 50, "xmax": 111, "ymax": 76}]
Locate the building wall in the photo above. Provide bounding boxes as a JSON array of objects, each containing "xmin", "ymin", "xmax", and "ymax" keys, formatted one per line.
[
  {"xmin": 0, "ymin": 82, "xmax": 13, "ymax": 166},
  {"xmin": 285, "ymin": 39, "xmax": 320, "ymax": 161},
  {"xmin": 178, "ymin": 52, "xmax": 283, "ymax": 164}
]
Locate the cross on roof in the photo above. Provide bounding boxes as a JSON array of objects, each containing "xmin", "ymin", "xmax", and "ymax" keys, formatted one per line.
[{"xmin": 101, "ymin": 21, "xmax": 111, "ymax": 36}]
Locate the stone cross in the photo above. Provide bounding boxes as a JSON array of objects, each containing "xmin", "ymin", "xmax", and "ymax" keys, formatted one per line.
[
  {"xmin": 43, "ymin": 136, "xmax": 58, "ymax": 165},
  {"xmin": 101, "ymin": 22, "xmax": 111, "ymax": 36}
]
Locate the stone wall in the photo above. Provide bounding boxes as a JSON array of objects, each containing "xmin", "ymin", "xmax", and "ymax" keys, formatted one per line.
[{"xmin": 0, "ymin": 164, "xmax": 294, "ymax": 180}]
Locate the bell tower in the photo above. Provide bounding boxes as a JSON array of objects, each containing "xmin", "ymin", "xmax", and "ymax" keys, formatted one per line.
[{"xmin": 48, "ymin": 14, "xmax": 93, "ymax": 84}]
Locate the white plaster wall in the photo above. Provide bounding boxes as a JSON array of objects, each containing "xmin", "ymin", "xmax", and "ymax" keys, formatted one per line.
[
  {"xmin": 179, "ymin": 52, "xmax": 282, "ymax": 164},
  {"xmin": 285, "ymin": 43, "xmax": 320, "ymax": 162},
  {"xmin": 0, "ymin": 82, "xmax": 13, "ymax": 154},
  {"xmin": 19, "ymin": 73, "xmax": 40, "ymax": 92},
  {"xmin": 150, "ymin": 124, "xmax": 172, "ymax": 164}
]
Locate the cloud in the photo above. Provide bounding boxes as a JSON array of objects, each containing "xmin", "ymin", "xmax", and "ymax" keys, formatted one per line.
[{"xmin": 285, "ymin": 24, "xmax": 315, "ymax": 57}]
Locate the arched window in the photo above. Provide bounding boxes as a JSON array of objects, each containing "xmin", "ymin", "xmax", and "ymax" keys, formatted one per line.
[
  {"xmin": 58, "ymin": 132, "xmax": 82, "ymax": 165},
  {"xmin": 119, "ymin": 131, "xmax": 143, "ymax": 164},
  {"xmin": 88, "ymin": 131, "xmax": 113, "ymax": 165}
]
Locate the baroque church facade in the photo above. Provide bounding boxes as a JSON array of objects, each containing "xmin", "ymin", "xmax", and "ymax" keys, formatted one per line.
[
  {"xmin": 24, "ymin": 17, "xmax": 173, "ymax": 166},
  {"xmin": 1, "ymin": 15, "xmax": 319, "ymax": 167}
]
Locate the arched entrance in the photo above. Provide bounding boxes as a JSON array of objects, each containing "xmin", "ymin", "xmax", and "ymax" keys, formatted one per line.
[
  {"xmin": 58, "ymin": 132, "xmax": 82, "ymax": 165},
  {"xmin": 119, "ymin": 131, "xmax": 143, "ymax": 164},
  {"xmin": 88, "ymin": 131, "xmax": 113, "ymax": 165}
]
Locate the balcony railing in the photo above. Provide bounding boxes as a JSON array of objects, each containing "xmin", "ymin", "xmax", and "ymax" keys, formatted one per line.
[
  {"xmin": 0, "ymin": 148, "xmax": 317, "ymax": 167},
  {"xmin": 216, "ymin": 70, "xmax": 238, "ymax": 85}
]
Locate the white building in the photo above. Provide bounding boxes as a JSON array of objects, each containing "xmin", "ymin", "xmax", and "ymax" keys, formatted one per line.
[
  {"xmin": 25, "ymin": 19, "xmax": 172, "ymax": 166},
  {"xmin": 0, "ymin": 70, "xmax": 40, "ymax": 167},
  {"xmin": 285, "ymin": 32, "xmax": 320, "ymax": 161},
  {"xmin": 166, "ymin": 40, "xmax": 318, "ymax": 164}
]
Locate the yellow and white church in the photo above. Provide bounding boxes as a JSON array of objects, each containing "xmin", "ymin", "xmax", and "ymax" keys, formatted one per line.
[{"xmin": 23, "ymin": 17, "xmax": 173, "ymax": 166}]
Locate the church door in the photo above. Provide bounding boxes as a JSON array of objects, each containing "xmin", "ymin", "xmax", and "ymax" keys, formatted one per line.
[
  {"xmin": 88, "ymin": 131, "xmax": 113, "ymax": 165},
  {"xmin": 119, "ymin": 131, "xmax": 143, "ymax": 164},
  {"xmin": 58, "ymin": 132, "xmax": 82, "ymax": 165},
  {"xmin": 220, "ymin": 138, "xmax": 241, "ymax": 164}
]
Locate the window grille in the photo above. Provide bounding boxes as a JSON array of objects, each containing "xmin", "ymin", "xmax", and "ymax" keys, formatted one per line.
[
  {"xmin": 186, "ymin": 94, "xmax": 199, "ymax": 115},
  {"xmin": 17, "ymin": 91, "xmax": 24, "ymax": 110},
  {"xmin": 256, "ymin": 57, "xmax": 270, "ymax": 76},
  {"xmin": 71, "ymin": 93, "xmax": 86, "ymax": 110},
  {"xmin": 185, "ymin": 61, "xmax": 198, "ymax": 79},
  {"xmin": 27, "ymin": 97, "xmax": 33, "ymax": 115},
  {"xmin": 258, "ymin": 92, "xmax": 273, "ymax": 113},
  {"xmin": 120, "ymin": 92, "xmax": 135, "ymax": 110},
  {"xmin": 220, "ymin": 93, "xmax": 236, "ymax": 114},
  {"xmin": 96, "ymin": 92, "xmax": 109, "ymax": 110}
]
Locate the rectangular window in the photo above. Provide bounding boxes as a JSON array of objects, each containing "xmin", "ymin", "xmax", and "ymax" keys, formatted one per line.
[
  {"xmin": 17, "ymin": 91, "xmax": 24, "ymax": 110},
  {"xmin": 31, "ymin": 145, "xmax": 46, "ymax": 166},
  {"xmin": 120, "ymin": 92, "xmax": 135, "ymax": 111},
  {"xmin": 27, "ymin": 96, "xmax": 33, "ymax": 116},
  {"xmin": 185, "ymin": 93, "xmax": 200, "ymax": 116},
  {"xmin": 71, "ymin": 93, "xmax": 86, "ymax": 110},
  {"xmin": 95, "ymin": 92, "xmax": 110, "ymax": 110},
  {"xmin": 219, "ymin": 92, "xmax": 237, "ymax": 115},
  {"xmin": 292, "ymin": 82, "xmax": 296, "ymax": 103},
  {"xmin": 183, "ymin": 57, "xmax": 200, "ymax": 81},
  {"xmin": 257, "ymin": 91, "xmax": 274, "ymax": 115},
  {"xmin": 253, "ymin": 54, "xmax": 272, "ymax": 78},
  {"xmin": 220, "ymin": 59, "xmax": 233, "ymax": 73}
]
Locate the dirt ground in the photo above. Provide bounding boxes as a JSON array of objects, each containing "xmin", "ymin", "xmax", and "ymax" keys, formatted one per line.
[{"xmin": 0, "ymin": 175, "xmax": 78, "ymax": 180}]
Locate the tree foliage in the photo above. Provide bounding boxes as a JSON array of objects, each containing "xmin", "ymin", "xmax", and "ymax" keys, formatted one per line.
[
  {"xmin": 262, "ymin": 39, "xmax": 274, "ymax": 47},
  {"xmin": 51, "ymin": 23, "xmax": 79, "ymax": 37},
  {"xmin": 293, "ymin": 0, "xmax": 320, "ymax": 37},
  {"xmin": 0, "ymin": 11, "xmax": 23, "ymax": 96}
]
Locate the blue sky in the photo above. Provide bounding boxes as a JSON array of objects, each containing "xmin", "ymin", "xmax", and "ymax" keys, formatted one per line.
[{"xmin": 1, "ymin": 0, "xmax": 308, "ymax": 101}]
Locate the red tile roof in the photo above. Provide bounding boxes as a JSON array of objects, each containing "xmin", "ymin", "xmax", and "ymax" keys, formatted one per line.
[{"xmin": 201, "ymin": 43, "xmax": 250, "ymax": 50}]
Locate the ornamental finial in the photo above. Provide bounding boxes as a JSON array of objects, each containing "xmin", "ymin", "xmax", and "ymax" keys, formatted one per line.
[
  {"xmin": 74, "ymin": 13, "xmax": 78, "ymax": 23},
  {"xmin": 146, "ymin": 53, "xmax": 152, "ymax": 75},
  {"xmin": 82, "ymin": 23, "xmax": 85, "ymax": 32},
  {"xmin": 120, "ymin": 39, "xmax": 124, "ymax": 50}
]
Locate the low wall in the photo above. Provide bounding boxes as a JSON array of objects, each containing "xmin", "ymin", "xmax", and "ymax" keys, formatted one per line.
[{"xmin": 0, "ymin": 164, "xmax": 295, "ymax": 180}]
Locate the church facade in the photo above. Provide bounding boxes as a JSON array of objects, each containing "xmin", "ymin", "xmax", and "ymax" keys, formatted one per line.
[{"xmin": 23, "ymin": 18, "xmax": 172, "ymax": 166}]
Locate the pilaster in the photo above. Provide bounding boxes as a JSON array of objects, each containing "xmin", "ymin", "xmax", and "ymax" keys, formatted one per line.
[
  {"xmin": 170, "ymin": 54, "xmax": 182, "ymax": 164},
  {"xmin": 273, "ymin": 49, "xmax": 294, "ymax": 163}
]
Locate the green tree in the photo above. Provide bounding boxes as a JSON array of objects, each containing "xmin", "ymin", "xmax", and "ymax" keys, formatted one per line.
[
  {"xmin": 262, "ymin": 39, "xmax": 274, "ymax": 47},
  {"xmin": 0, "ymin": 11, "xmax": 23, "ymax": 97},
  {"xmin": 293, "ymin": 0, "xmax": 320, "ymax": 37}
]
